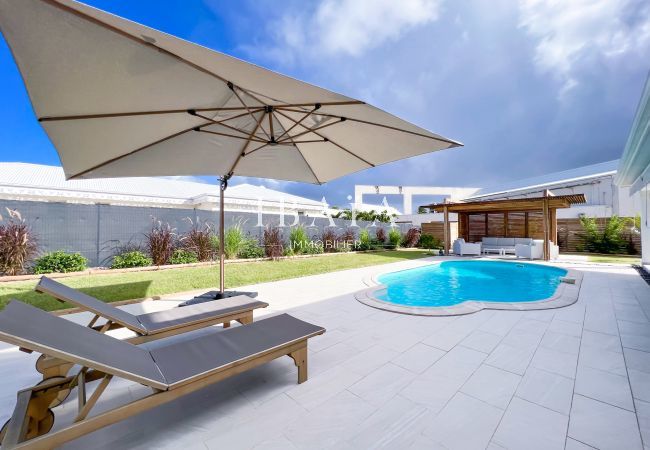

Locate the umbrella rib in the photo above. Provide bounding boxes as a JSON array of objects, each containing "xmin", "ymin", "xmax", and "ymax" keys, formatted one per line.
[
  {"xmin": 66, "ymin": 123, "xmax": 210, "ymax": 179},
  {"xmin": 196, "ymin": 129, "xmax": 267, "ymax": 143},
  {"xmin": 226, "ymin": 110, "xmax": 268, "ymax": 175},
  {"xmin": 228, "ymin": 85, "xmax": 271, "ymax": 140},
  {"xmin": 279, "ymin": 108, "xmax": 461, "ymax": 146},
  {"xmin": 277, "ymin": 117, "xmax": 346, "ymax": 144},
  {"xmin": 273, "ymin": 111, "xmax": 321, "ymax": 184},
  {"xmin": 37, "ymin": 102, "xmax": 364, "ymax": 122},
  {"xmin": 274, "ymin": 105, "xmax": 320, "ymax": 142},
  {"xmin": 273, "ymin": 109, "xmax": 375, "ymax": 168},
  {"xmin": 192, "ymin": 110, "xmax": 265, "ymax": 139}
]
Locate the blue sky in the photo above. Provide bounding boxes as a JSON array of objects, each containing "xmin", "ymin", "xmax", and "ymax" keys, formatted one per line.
[{"xmin": 1, "ymin": 0, "xmax": 649, "ymax": 207}]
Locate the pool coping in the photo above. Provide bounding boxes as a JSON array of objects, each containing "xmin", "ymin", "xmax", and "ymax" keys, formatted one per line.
[{"xmin": 355, "ymin": 258, "xmax": 583, "ymax": 316}]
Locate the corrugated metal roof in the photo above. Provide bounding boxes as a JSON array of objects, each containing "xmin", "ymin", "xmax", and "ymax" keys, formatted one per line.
[
  {"xmin": 469, "ymin": 160, "xmax": 619, "ymax": 199},
  {"xmin": 0, "ymin": 162, "xmax": 323, "ymax": 206}
]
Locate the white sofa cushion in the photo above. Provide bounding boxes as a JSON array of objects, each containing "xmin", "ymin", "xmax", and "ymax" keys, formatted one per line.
[
  {"xmin": 497, "ymin": 238, "xmax": 515, "ymax": 247},
  {"xmin": 482, "ymin": 237, "xmax": 498, "ymax": 246}
]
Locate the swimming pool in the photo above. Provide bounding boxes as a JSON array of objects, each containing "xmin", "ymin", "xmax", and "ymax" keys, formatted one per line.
[{"xmin": 374, "ymin": 260, "xmax": 568, "ymax": 308}]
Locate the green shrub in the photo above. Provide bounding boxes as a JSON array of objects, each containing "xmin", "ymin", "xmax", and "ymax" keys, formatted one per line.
[
  {"xmin": 388, "ymin": 228, "xmax": 401, "ymax": 248},
  {"xmin": 358, "ymin": 229, "xmax": 371, "ymax": 250},
  {"xmin": 33, "ymin": 251, "xmax": 87, "ymax": 274},
  {"xmin": 419, "ymin": 234, "xmax": 442, "ymax": 249},
  {"xmin": 224, "ymin": 225, "xmax": 245, "ymax": 259},
  {"xmin": 577, "ymin": 215, "xmax": 632, "ymax": 254},
  {"xmin": 169, "ymin": 249, "xmax": 198, "ymax": 265},
  {"xmin": 289, "ymin": 226, "xmax": 310, "ymax": 254},
  {"xmin": 239, "ymin": 238, "xmax": 265, "ymax": 259},
  {"xmin": 110, "ymin": 251, "xmax": 153, "ymax": 269}
]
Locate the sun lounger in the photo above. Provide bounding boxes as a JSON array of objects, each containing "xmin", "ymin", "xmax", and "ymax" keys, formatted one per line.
[
  {"xmin": 34, "ymin": 276, "xmax": 269, "ymax": 381},
  {"xmin": 36, "ymin": 276, "xmax": 268, "ymax": 342},
  {"xmin": 0, "ymin": 300, "xmax": 324, "ymax": 449}
]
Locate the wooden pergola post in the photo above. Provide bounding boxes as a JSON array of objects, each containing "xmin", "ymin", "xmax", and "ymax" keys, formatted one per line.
[
  {"xmin": 542, "ymin": 190, "xmax": 550, "ymax": 261},
  {"xmin": 443, "ymin": 205, "xmax": 450, "ymax": 256}
]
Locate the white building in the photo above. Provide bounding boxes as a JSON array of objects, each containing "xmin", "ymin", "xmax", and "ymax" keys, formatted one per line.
[
  {"xmin": 616, "ymin": 75, "xmax": 650, "ymax": 268},
  {"xmin": 0, "ymin": 162, "xmax": 327, "ymax": 216},
  {"xmin": 392, "ymin": 159, "xmax": 640, "ymax": 226}
]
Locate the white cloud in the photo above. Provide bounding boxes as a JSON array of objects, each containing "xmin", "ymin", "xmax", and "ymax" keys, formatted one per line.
[
  {"xmin": 266, "ymin": 0, "xmax": 441, "ymax": 60},
  {"xmin": 518, "ymin": 0, "xmax": 650, "ymax": 96}
]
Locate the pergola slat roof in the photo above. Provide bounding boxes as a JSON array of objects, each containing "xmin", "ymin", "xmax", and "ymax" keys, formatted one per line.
[{"xmin": 426, "ymin": 194, "xmax": 586, "ymax": 213}]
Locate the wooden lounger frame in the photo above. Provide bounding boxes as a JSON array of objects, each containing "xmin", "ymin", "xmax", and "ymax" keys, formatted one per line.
[{"xmin": 3, "ymin": 340, "xmax": 311, "ymax": 449}]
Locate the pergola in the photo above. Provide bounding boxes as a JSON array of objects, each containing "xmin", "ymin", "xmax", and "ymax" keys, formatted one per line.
[{"xmin": 426, "ymin": 192, "xmax": 586, "ymax": 260}]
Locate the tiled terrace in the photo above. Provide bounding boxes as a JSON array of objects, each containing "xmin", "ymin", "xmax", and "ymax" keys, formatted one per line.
[{"xmin": 1, "ymin": 257, "xmax": 649, "ymax": 449}]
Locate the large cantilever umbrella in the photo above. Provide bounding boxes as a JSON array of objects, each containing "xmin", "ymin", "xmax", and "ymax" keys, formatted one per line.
[{"xmin": 0, "ymin": 0, "xmax": 462, "ymax": 298}]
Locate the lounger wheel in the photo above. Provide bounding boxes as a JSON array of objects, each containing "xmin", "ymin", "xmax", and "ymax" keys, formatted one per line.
[
  {"xmin": 0, "ymin": 410, "xmax": 54, "ymax": 445},
  {"xmin": 25, "ymin": 408, "xmax": 55, "ymax": 441},
  {"xmin": 0, "ymin": 419, "xmax": 8, "ymax": 445},
  {"xmin": 36, "ymin": 376, "xmax": 71, "ymax": 408}
]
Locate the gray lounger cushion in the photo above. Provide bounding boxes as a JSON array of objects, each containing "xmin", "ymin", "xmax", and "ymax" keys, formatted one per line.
[
  {"xmin": 136, "ymin": 296, "xmax": 269, "ymax": 333},
  {"xmin": 37, "ymin": 276, "xmax": 147, "ymax": 334},
  {"xmin": 0, "ymin": 301, "xmax": 166, "ymax": 388},
  {"xmin": 0, "ymin": 301, "xmax": 324, "ymax": 391},
  {"xmin": 36, "ymin": 277, "xmax": 268, "ymax": 335},
  {"xmin": 150, "ymin": 313, "xmax": 324, "ymax": 387}
]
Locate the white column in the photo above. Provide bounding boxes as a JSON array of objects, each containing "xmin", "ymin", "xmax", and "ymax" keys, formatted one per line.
[
  {"xmin": 403, "ymin": 192, "xmax": 413, "ymax": 215},
  {"xmin": 642, "ymin": 188, "xmax": 650, "ymax": 266}
]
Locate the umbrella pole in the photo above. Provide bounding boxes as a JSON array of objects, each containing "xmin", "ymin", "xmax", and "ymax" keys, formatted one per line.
[{"xmin": 219, "ymin": 176, "xmax": 228, "ymax": 295}]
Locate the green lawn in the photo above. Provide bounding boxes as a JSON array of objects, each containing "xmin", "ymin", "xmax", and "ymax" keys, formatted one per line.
[
  {"xmin": 587, "ymin": 254, "xmax": 641, "ymax": 265},
  {"xmin": 0, "ymin": 250, "xmax": 431, "ymax": 312}
]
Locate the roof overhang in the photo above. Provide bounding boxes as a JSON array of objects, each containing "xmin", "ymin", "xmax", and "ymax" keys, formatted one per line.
[
  {"xmin": 426, "ymin": 194, "xmax": 586, "ymax": 213},
  {"xmin": 616, "ymin": 73, "xmax": 650, "ymax": 194}
]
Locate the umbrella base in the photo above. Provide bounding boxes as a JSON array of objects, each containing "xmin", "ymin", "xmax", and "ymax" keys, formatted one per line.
[{"xmin": 179, "ymin": 290, "xmax": 258, "ymax": 306}]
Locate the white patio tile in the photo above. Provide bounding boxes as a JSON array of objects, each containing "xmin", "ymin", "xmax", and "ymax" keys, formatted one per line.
[
  {"xmin": 492, "ymin": 396, "xmax": 568, "ymax": 450},
  {"xmin": 460, "ymin": 364, "xmax": 521, "ymax": 409},
  {"xmin": 460, "ymin": 330, "xmax": 503, "ymax": 354},
  {"xmin": 540, "ymin": 331, "xmax": 581, "ymax": 355},
  {"xmin": 391, "ymin": 342, "xmax": 446, "ymax": 374},
  {"xmin": 575, "ymin": 365, "xmax": 634, "ymax": 411},
  {"xmin": 283, "ymin": 390, "xmax": 375, "ymax": 449},
  {"xmin": 421, "ymin": 392, "xmax": 504, "ymax": 450},
  {"xmin": 619, "ymin": 319, "xmax": 650, "ymax": 338},
  {"xmin": 565, "ymin": 437, "xmax": 595, "ymax": 449},
  {"xmin": 579, "ymin": 346, "xmax": 627, "ymax": 376},
  {"xmin": 629, "ymin": 368, "xmax": 650, "ymax": 403},
  {"xmin": 400, "ymin": 373, "xmax": 464, "ymax": 412},
  {"xmin": 530, "ymin": 346, "xmax": 578, "ymax": 379},
  {"xmin": 581, "ymin": 330, "xmax": 622, "ymax": 353},
  {"xmin": 422, "ymin": 345, "xmax": 487, "ymax": 380},
  {"xmin": 254, "ymin": 436, "xmax": 298, "ymax": 450},
  {"xmin": 636, "ymin": 399, "xmax": 650, "ymax": 450},
  {"xmin": 485, "ymin": 343, "xmax": 536, "ymax": 375},
  {"xmin": 307, "ymin": 342, "xmax": 358, "ymax": 375},
  {"xmin": 548, "ymin": 318, "xmax": 583, "ymax": 337},
  {"xmin": 286, "ymin": 365, "xmax": 363, "ymax": 411},
  {"xmin": 622, "ymin": 333, "xmax": 650, "ymax": 353},
  {"xmin": 568, "ymin": 394, "xmax": 643, "ymax": 450},
  {"xmin": 500, "ymin": 327, "xmax": 543, "ymax": 350},
  {"xmin": 341, "ymin": 345, "xmax": 399, "ymax": 376},
  {"xmin": 625, "ymin": 347, "xmax": 650, "ymax": 373},
  {"xmin": 348, "ymin": 363, "xmax": 415, "ymax": 407},
  {"xmin": 515, "ymin": 367, "xmax": 574, "ymax": 415},
  {"xmin": 478, "ymin": 313, "xmax": 520, "ymax": 336},
  {"xmin": 349, "ymin": 395, "xmax": 429, "ymax": 449}
]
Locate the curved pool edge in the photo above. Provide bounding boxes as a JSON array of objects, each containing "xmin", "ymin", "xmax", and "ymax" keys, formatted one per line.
[{"xmin": 356, "ymin": 260, "xmax": 583, "ymax": 316}]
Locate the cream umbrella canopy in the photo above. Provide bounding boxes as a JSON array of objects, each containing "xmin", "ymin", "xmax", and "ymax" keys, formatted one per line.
[{"xmin": 0, "ymin": 0, "xmax": 462, "ymax": 297}]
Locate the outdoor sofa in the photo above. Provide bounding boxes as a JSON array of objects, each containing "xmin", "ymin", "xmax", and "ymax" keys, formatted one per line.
[
  {"xmin": 0, "ymin": 300, "xmax": 324, "ymax": 449},
  {"xmin": 481, "ymin": 237, "xmax": 535, "ymax": 254}
]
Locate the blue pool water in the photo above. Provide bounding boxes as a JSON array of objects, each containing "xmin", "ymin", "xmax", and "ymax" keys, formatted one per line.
[{"xmin": 376, "ymin": 261, "xmax": 567, "ymax": 307}]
